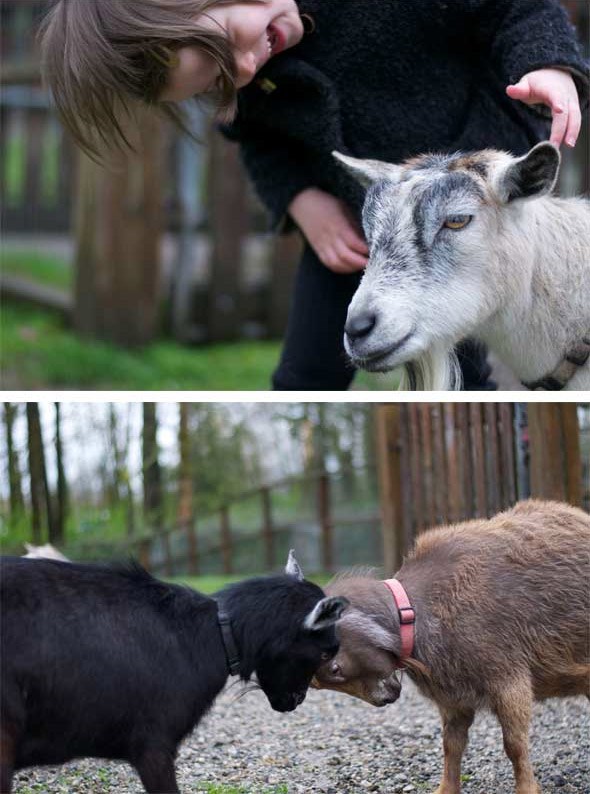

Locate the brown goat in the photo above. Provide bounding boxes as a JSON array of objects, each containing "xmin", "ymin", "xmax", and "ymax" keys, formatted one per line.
[{"xmin": 314, "ymin": 500, "xmax": 590, "ymax": 794}]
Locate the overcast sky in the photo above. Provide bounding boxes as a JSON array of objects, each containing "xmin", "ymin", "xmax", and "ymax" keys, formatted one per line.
[{"xmin": 0, "ymin": 402, "xmax": 311, "ymax": 503}]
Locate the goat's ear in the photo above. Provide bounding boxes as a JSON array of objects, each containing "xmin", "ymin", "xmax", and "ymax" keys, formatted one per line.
[
  {"xmin": 304, "ymin": 596, "xmax": 350, "ymax": 631},
  {"xmin": 333, "ymin": 151, "xmax": 403, "ymax": 188},
  {"xmin": 285, "ymin": 549, "xmax": 304, "ymax": 581},
  {"xmin": 496, "ymin": 141, "xmax": 560, "ymax": 203}
]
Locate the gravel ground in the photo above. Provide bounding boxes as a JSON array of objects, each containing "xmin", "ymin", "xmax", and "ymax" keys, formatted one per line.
[{"xmin": 13, "ymin": 680, "xmax": 589, "ymax": 794}]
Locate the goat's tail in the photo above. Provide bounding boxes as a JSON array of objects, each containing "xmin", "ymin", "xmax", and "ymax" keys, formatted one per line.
[{"xmin": 400, "ymin": 347, "xmax": 461, "ymax": 391}]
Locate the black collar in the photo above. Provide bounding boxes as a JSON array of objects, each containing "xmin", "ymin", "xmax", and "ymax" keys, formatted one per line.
[
  {"xmin": 216, "ymin": 607, "xmax": 241, "ymax": 676},
  {"xmin": 522, "ymin": 337, "xmax": 590, "ymax": 390}
]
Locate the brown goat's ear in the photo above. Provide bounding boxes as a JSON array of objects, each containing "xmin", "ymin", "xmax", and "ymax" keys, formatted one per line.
[
  {"xmin": 333, "ymin": 151, "xmax": 403, "ymax": 188},
  {"xmin": 285, "ymin": 549, "xmax": 304, "ymax": 581},
  {"xmin": 497, "ymin": 141, "xmax": 560, "ymax": 203},
  {"xmin": 304, "ymin": 596, "xmax": 350, "ymax": 631}
]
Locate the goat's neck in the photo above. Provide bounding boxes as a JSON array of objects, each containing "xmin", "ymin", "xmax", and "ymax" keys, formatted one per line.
[{"xmin": 477, "ymin": 198, "xmax": 590, "ymax": 383}]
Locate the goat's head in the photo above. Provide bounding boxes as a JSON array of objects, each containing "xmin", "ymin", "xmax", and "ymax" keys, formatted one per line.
[
  {"xmin": 222, "ymin": 551, "xmax": 349, "ymax": 712},
  {"xmin": 312, "ymin": 577, "xmax": 403, "ymax": 707},
  {"xmin": 334, "ymin": 142, "xmax": 560, "ymax": 375}
]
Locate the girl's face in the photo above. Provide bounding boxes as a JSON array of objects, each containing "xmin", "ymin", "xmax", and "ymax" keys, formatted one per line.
[{"xmin": 159, "ymin": 0, "xmax": 304, "ymax": 101}]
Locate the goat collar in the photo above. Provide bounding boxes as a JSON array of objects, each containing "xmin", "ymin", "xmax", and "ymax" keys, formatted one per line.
[
  {"xmin": 216, "ymin": 607, "xmax": 241, "ymax": 676},
  {"xmin": 523, "ymin": 338, "xmax": 590, "ymax": 390},
  {"xmin": 382, "ymin": 578, "xmax": 415, "ymax": 664}
]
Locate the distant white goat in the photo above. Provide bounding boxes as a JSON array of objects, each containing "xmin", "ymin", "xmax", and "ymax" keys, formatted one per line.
[
  {"xmin": 23, "ymin": 543, "xmax": 70, "ymax": 562},
  {"xmin": 335, "ymin": 142, "xmax": 590, "ymax": 390}
]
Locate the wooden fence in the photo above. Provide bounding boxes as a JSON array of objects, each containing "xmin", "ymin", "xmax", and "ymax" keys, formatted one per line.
[
  {"xmin": 0, "ymin": 0, "xmax": 300, "ymax": 344},
  {"xmin": 1, "ymin": 0, "xmax": 587, "ymax": 344},
  {"xmin": 65, "ymin": 403, "xmax": 588, "ymax": 577},
  {"xmin": 69, "ymin": 465, "xmax": 382, "ymax": 577},
  {"xmin": 376, "ymin": 402, "xmax": 585, "ymax": 573}
]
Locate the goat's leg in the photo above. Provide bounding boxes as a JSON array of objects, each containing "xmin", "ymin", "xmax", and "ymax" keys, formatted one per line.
[
  {"xmin": 492, "ymin": 679, "xmax": 539, "ymax": 794},
  {"xmin": 134, "ymin": 746, "xmax": 179, "ymax": 794},
  {"xmin": 432, "ymin": 706, "xmax": 475, "ymax": 794},
  {"xmin": 0, "ymin": 725, "xmax": 17, "ymax": 794}
]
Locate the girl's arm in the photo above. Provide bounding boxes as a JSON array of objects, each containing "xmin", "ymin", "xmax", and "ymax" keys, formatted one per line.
[
  {"xmin": 222, "ymin": 126, "xmax": 367, "ymax": 273},
  {"xmin": 288, "ymin": 188, "xmax": 368, "ymax": 274},
  {"xmin": 460, "ymin": 0, "xmax": 589, "ymax": 144}
]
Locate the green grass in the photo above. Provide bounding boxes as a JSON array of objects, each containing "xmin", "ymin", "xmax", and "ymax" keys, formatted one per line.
[
  {"xmin": 1, "ymin": 250, "xmax": 73, "ymax": 291},
  {"xmin": 3, "ymin": 137, "xmax": 25, "ymax": 205},
  {"xmin": 0, "ymin": 249, "xmax": 401, "ymax": 390},
  {"xmin": 0, "ymin": 303, "xmax": 282, "ymax": 390},
  {"xmin": 1, "ymin": 301, "xmax": 400, "ymax": 390}
]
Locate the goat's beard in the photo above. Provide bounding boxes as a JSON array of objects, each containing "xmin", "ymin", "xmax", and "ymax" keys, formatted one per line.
[{"xmin": 400, "ymin": 347, "xmax": 461, "ymax": 390}]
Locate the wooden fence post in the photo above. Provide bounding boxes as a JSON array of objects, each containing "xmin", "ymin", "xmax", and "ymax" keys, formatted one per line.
[
  {"xmin": 73, "ymin": 106, "xmax": 163, "ymax": 346},
  {"xmin": 162, "ymin": 532, "xmax": 173, "ymax": 577},
  {"xmin": 207, "ymin": 132, "xmax": 248, "ymax": 341},
  {"xmin": 261, "ymin": 486, "xmax": 274, "ymax": 571},
  {"xmin": 468, "ymin": 403, "xmax": 487, "ymax": 516},
  {"xmin": 318, "ymin": 473, "xmax": 333, "ymax": 572},
  {"xmin": 138, "ymin": 538, "xmax": 151, "ymax": 572},
  {"xmin": 528, "ymin": 403, "xmax": 582, "ymax": 505},
  {"xmin": 375, "ymin": 404, "xmax": 404, "ymax": 574},
  {"xmin": 220, "ymin": 506, "xmax": 233, "ymax": 574},
  {"xmin": 187, "ymin": 522, "xmax": 199, "ymax": 576},
  {"xmin": 268, "ymin": 232, "xmax": 301, "ymax": 338}
]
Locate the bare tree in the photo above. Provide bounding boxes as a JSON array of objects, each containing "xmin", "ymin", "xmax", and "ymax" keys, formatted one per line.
[
  {"xmin": 142, "ymin": 403, "xmax": 163, "ymax": 532},
  {"xmin": 26, "ymin": 403, "xmax": 52, "ymax": 544},
  {"xmin": 52, "ymin": 402, "xmax": 67, "ymax": 545},
  {"xmin": 3, "ymin": 403, "xmax": 24, "ymax": 520},
  {"xmin": 177, "ymin": 403, "xmax": 194, "ymax": 530}
]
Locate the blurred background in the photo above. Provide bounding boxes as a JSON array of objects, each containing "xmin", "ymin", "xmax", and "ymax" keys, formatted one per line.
[
  {"xmin": 1, "ymin": 1, "xmax": 588, "ymax": 391},
  {"xmin": 1, "ymin": 401, "xmax": 588, "ymax": 590}
]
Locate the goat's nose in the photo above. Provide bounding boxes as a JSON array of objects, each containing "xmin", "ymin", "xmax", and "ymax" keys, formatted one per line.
[{"xmin": 345, "ymin": 311, "xmax": 377, "ymax": 340}]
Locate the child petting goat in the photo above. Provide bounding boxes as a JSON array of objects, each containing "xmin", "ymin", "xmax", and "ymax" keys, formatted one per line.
[
  {"xmin": 0, "ymin": 551, "xmax": 347, "ymax": 794},
  {"xmin": 314, "ymin": 500, "xmax": 590, "ymax": 794},
  {"xmin": 337, "ymin": 143, "xmax": 590, "ymax": 390}
]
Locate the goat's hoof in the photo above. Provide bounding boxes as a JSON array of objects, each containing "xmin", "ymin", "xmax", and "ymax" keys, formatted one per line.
[{"xmin": 432, "ymin": 785, "xmax": 459, "ymax": 794}]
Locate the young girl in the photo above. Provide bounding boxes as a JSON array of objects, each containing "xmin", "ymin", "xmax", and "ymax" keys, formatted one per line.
[{"xmin": 40, "ymin": 0, "xmax": 588, "ymax": 390}]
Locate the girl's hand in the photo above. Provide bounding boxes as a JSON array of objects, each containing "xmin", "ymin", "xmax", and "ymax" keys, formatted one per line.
[
  {"xmin": 288, "ymin": 187, "xmax": 369, "ymax": 274},
  {"xmin": 506, "ymin": 68, "xmax": 581, "ymax": 148}
]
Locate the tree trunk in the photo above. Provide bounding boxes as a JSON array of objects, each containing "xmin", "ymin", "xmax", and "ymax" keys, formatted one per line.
[
  {"xmin": 142, "ymin": 403, "xmax": 163, "ymax": 532},
  {"xmin": 3, "ymin": 403, "xmax": 25, "ymax": 519},
  {"xmin": 177, "ymin": 403, "xmax": 194, "ymax": 529},
  {"xmin": 52, "ymin": 402, "xmax": 67, "ymax": 545},
  {"xmin": 26, "ymin": 403, "xmax": 51, "ymax": 544},
  {"xmin": 124, "ymin": 405, "xmax": 136, "ymax": 537}
]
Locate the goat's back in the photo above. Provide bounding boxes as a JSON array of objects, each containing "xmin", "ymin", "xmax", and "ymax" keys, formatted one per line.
[
  {"xmin": 401, "ymin": 500, "xmax": 590, "ymax": 702},
  {"xmin": 0, "ymin": 557, "xmax": 223, "ymax": 768}
]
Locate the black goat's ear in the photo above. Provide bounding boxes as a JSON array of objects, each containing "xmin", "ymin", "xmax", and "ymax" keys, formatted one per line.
[
  {"xmin": 285, "ymin": 549, "xmax": 304, "ymax": 581},
  {"xmin": 304, "ymin": 596, "xmax": 350, "ymax": 631},
  {"xmin": 496, "ymin": 141, "xmax": 560, "ymax": 203}
]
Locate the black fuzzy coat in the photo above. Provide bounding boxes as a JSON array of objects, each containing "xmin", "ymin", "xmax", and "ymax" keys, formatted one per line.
[{"xmin": 223, "ymin": 0, "xmax": 589, "ymax": 229}]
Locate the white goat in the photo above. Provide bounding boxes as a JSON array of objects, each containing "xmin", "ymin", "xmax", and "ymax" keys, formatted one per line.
[{"xmin": 335, "ymin": 142, "xmax": 590, "ymax": 390}]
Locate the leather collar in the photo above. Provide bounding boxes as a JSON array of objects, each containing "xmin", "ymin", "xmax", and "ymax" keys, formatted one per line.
[
  {"xmin": 382, "ymin": 578, "xmax": 415, "ymax": 665},
  {"xmin": 523, "ymin": 338, "xmax": 590, "ymax": 390},
  {"xmin": 217, "ymin": 607, "xmax": 240, "ymax": 676}
]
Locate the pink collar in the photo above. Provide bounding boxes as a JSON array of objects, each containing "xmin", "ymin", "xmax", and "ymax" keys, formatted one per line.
[{"xmin": 382, "ymin": 578, "xmax": 415, "ymax": 663}]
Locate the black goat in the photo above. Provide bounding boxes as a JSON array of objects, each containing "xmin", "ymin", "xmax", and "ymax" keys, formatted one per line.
[{"xmin": 0, "ymin": 552, "xmax": 347, "ymax": 793}]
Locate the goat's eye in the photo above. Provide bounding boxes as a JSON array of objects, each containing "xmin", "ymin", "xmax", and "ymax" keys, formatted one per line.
[
  {"xmin": 444, "ymin": 215, "xmax": 472, "ymax": 230},
  {"xmin": 320, "ymin": 652, "xmax": 331, "ymax": 662}
]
